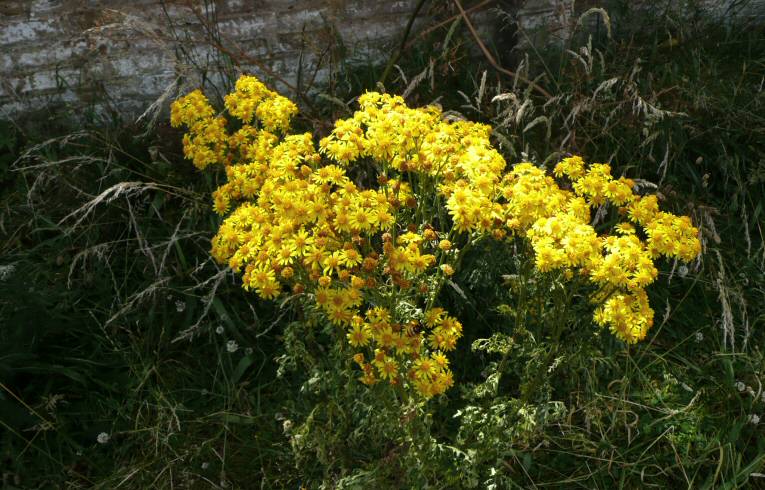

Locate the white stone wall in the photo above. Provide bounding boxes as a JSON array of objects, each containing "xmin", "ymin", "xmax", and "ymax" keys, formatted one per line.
[
  {"xmin": 0, "ymin": 0, "xmax": 577, "ymax": 120},
  {"xmin": 5, "ymin": 1, "xmax": 757, "ymax": 120},
  {"xmin": 0, "ymin": 1, "xmax": 426, "ymax": 118}
]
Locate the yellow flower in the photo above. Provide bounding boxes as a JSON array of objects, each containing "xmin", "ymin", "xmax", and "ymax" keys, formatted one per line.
[
  {"xmin": 171, "ymin": 89, "xmax": 214, "ymax": 128},
  {"xmin": 322, "ymin": 251, "xmax": 343, "ymax": 277},
  {"xmin": 423, "ymin": 308, "xmax": 445, "ymax": 327},
  {"xmin": 347, "ymin": 323, "xmax": 371, "ymax": 347},
  {"xmin": 256, "ymin": 95, "xmax": 298, "ymax": 133},
  {"xmin": 413, "ymin": 357, "xmax": 436, "ymax": 381},
  {"xmin": 257, "ymin": 279, "xmax": 280, "ymax": 300},
  {"xmin": 327, "ymin": 305, "xmax": 353, "ymax": 325},
  {"xmin": 339, "ymin": 247, "xmax": 362, "ymax": 268},
  {"xmin": 553, "ymin": 156, "xmax": 585, "ymax": 180},
  {"xmin": 377, "ymin": 357, "xmax": 399, "ymax": 380}
]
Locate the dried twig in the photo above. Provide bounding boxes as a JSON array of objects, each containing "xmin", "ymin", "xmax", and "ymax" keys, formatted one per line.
[
  {"xmin": 403, "ymin": 0, "xmax": 495, "ymax": 51},
  {"xmin": 453, "ymin": 0, "xmax": 552, "ymax": 99},
  {"xmin": 183, "ymin": 1, "xmax": 320, "ymax": 117},
  {"xmin": 379, "ymin": 0, "xmax": 431, "ymax": 86}
]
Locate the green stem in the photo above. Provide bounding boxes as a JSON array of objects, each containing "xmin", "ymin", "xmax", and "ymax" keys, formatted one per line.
[
  {"xmin": 496, "ymin": 252, "xmax": 530, "ymax": 382},
  {"xmin": 379, "ymin": 0, "xmax": 430, "ymax": 86},
  {"xmin": 520, "ymin": 274, "xmax": 568, "ymax": 405},
  {"xmin": 425, "ymin": 232, "xmax": 480, "ymax": 312}
]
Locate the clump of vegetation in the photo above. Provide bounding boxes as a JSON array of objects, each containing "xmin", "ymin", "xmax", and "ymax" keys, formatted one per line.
[
  {"xmin": 171, "ymin": 72, "xmax": 700, "ymax": 400},
  {"xmin": 1, "ymin": 1, "xmax": 763, "ymax": 488}
]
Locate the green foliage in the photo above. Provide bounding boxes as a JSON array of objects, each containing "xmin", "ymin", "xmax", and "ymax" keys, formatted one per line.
[
  {"xmin": 2, "ymin": 2, "xmax": 765, "ymax": 488},
  {"xmin": 0, "ymin": 126, "xmax": 297, "ymax": 487}
]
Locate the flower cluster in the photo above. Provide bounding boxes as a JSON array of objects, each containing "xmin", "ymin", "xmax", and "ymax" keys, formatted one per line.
[
  {"xmin": 514, "ymin": 156, "xmax": 701, "ymax": 342},
  {"xmin": 171, "ymin": 74, "xmax": 701, "ymax": 397}
]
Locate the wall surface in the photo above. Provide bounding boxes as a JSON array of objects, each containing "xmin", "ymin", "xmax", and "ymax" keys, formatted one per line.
[
  {"xmin": 0, "ymin": 0, "xmax": 580, "ymax": 120},
  {"xmin": 1, "ymin": 1, "xmax": 761, "ymax": 121}
]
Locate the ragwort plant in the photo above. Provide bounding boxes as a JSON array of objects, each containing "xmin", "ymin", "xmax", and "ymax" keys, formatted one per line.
[{"xmin": 170, "ymin": 75, "xmax": 701, "ymax": 405}]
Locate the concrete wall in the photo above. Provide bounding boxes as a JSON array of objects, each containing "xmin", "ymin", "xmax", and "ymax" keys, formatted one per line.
[
  {"xmin": 0, "ymin": 0, "xmax": 581, "ymax": 120},
  {"xmin": 2, "ymin": 1, "xmax": 759, "ymax": 121}
]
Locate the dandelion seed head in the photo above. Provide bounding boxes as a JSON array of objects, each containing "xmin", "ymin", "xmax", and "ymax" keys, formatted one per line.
[{"xmin": 0, "ymin": 264, "xmax": 16, "ymax": 281}]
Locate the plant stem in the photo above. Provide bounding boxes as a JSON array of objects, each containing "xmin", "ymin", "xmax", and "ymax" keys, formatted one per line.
[
  {"xmin": 520, "ymin": 275, "xmax": 567, "ymax": 405},
  {"xmin": 379, "ymin": 0, "xmax": 430, "ymax": 86}
]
